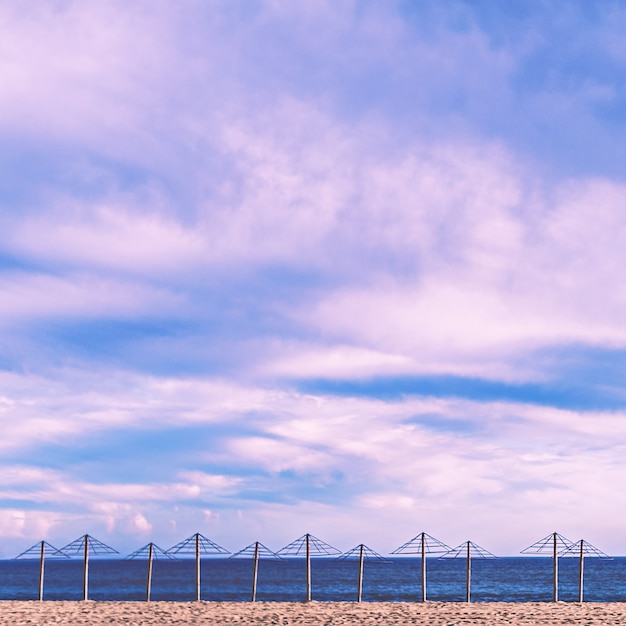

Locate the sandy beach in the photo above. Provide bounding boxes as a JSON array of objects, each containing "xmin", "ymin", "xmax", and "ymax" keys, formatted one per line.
[{"xmin": 1, "ymin": 601, "xmax": 626, "ymax": 625}]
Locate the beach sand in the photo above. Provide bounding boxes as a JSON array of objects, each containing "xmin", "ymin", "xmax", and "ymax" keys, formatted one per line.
[{"xmin": 1, "ymin": 601, "xmax": 626, "ymax": 625}]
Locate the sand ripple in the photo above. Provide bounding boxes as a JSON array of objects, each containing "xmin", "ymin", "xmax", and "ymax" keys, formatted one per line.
[{"xmin": 1, "ymin": 601, "xmax": 625, "ymax": 625}]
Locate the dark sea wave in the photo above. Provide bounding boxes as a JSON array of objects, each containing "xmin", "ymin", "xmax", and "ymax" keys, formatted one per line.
[{"xmin": 2, "ymin": 557, "xmax": 625, "ymax": 602}]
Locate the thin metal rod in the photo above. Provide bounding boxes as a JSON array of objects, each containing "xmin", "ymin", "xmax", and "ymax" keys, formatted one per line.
[
  {"xmin": 553, "ymin": 533, "xmax": 558, "ymax": 602},
  {"xmin": 195, "ymin": 533, "xmax": 201, "ymax": 602},
  {"xmin": 465, "ymin": 541, "xmax": 471, "ymax": 603},
  {"xmin": 146, "ymin": 543, "xmax": 154, "ymax": 602},
  {"xmin": 421, "ymin": 533, "xmax": 426, "ymax": 602},
  {"xmin": 82, "ymin": 535, "xmax": 89, "ymax": 601},
  {"xmin": 251, "ymin": 541, "xmax": 259, "ymax": 602},
  {"xmin": 38, "ymin": 540, "xmax": 45, "ymax": 602},
  {"xmin": 306, "ymin": 533, "xmax": 311, "ymax": 602},
  {"xmin": 578, "ymin": 541, "xmax": 584, "ymax": 603},
  {"xmin": 357, "ymin": 544, "xmax": 364, "ymax": 602}
]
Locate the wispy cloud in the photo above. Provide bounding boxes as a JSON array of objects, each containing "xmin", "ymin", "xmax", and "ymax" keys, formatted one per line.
[
  {"xmin": 1, "ymin": 1, "xmax": 626, "ymax": 556},
  {"xmin": 0, "ymin": 366, "xmax": 626, "ymax": 553}
]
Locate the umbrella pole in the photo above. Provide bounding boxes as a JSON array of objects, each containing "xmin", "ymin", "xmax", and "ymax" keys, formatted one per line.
[
  {"xmin": 421, "ymin": 533, "xmax": 426, "ymax": 602},
  {"xmin": 38, "ymin": 541, "xmax": 45, "ymax": 602},
  {"xmin": 195, "ymin": 533, "xmax": 201, "ymax": 602},
  {"xmin": 553, "ymin": 533, "xmax": 558, "ymax": 602},
  {"xmin": 357, "ymin": 544, "xmax": 364, "ymax": 602},
  {"xmin": 306, "ymin": 533, "xmax": 311, "ymax": 602},
  {"xmin": 465, "ymin": 542, "xmax": 471, "ymax": 603},
  {"xmin": 252, "ymin": 542, "xmax": 259, "ymax": 602},
  {"xmin": 83, "ymin": 535, "xmax": 89, "ymax": 601},
  {"xmin": 578, "ymin": 541, "xmax": 584, "ymax": 603},
  {"xmin": 146, "ymin": 543, "xmax": 154, "ymax": 602},
  {"xmin": 83, "ymin": 535, "xmax": 89, "ymax": 600}
]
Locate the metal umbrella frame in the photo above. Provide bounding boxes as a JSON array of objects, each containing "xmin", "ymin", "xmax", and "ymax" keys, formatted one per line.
[
  {"xmin": 391, "ymin": 532, "xmax": 451, "ymax": 602},
  {"xmin": 439, "ymin": 540, "xmax": 497, "ymax": 603},
  {"xmin": 229, "ymin": 541, "xmax": 283, "ymax": 602},
  {"xmin": 337, "ymin": 543, "xmax": 391, "ymax": 602},
  {"xmin": 127, "ymin": 542, "xmax": 176, "ymax": 602},
  {"xmin": 277, "ymin": 533, "xmax": 341, "ymax": 602},
  {"xmin": 60, "ymin": 534, "xmax": 119, "ymax": 601},
  {"xmin": 14, "ymin": 540, "xmax": 69, "ymax": 601},
  {"xmin": 166, "ymin": 533, "xmax": 230, "ymax": 601},
  {"xmin": 559, "ymin": 539, "xmax": 611, "ymax": 602},
  {"xmin": 520, "ymin": 532, "xmax": 573, "ymax": 602}
]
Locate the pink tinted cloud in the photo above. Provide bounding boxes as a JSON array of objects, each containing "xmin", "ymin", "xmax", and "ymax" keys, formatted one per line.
[
  {"xmin": 0, "ymin": 272, "xmax": 181, "ymax": 323},
  {"xmin": 5, "ymin": 202, "xmax": 207, "ymax": 276},
  {"xmin": 1, "ymin": 365, "xmax": 626, "ymax": 553}
]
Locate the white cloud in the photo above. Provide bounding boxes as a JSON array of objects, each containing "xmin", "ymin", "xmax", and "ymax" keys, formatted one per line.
[
  {"xmin": 0, "ymin": 272, "xmax": 181, "ymax": 325},
  {"xmin": 274, "ymin": 171, "xmax": 626, "ymax": 380},
  {"xmin": 0, "ymin": 1, "xmax": 189, "ymax": 164},
  {"xmin": 263, "ymin": 345, "xmax": 415, "ymax": 380},
  {"xmin": 0, "ymin": 509, "xmax": 62, "ymax": 549},
  {"xmin": 0, "ymin": 465, "xmax": 241, "ymax": 520},
  {"xmin": 4, "ymin": 203, "xmax": 208, "ymax": 277},
  {"xmin": 0, "ymin": 366, "xmax": 625, "ymax": 553},
  {"xmin": 2, "ymin": 0, "xmax": 626, "ymax": 559}
]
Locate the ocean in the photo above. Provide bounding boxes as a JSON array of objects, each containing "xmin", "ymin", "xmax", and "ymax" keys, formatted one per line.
[{"xmin": 2, "ymin": 557, "xmax": 626, "ymax": 602}]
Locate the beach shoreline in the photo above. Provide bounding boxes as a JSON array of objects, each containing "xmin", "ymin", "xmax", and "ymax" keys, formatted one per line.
[{"xmin": 1, "ymin": 600, "xmax": 626, "ymax": 625}]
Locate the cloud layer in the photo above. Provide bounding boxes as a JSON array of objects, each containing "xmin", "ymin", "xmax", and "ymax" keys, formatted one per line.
[{"xmin": 1, "ymin": 0, "xmax": 626, "ymax": 556}]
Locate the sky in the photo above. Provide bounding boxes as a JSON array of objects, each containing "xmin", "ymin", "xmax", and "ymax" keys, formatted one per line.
[{"xmin": 1, "ymin": 0, "xmax": 626, "ymax": 558}]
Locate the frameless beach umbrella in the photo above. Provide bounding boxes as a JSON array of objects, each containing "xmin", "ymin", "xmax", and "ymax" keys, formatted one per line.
[
  {"xmin": 127, "ymin": 542, "xmax": 176, "ymax": 601},
  {"xmin": 520, "ymin": 532, "xmax": 572, "ymax": 602},
  {"xmin": 60, "ymin": 534, "xmax": 119, "ymax": 601},
  {"xmin": 337, "ymin": 544, "xmax": 390, "ymax": 602},
  {"xmin": 230, "ymin": 541, "xmax": 282, "ymax": 602},
  {"xmin": 14, "ymin": 540, "xmax": 69, "ymax": 601},
  {"xmin": 439, "ymin": 540, "xmax": 497, "ymax": 603},
  {"xmin": 277, "ymin": 533, "xmax": 341, "ymax": 602},
  {"xmin": 559, "ymin": 539, "xmax": 611, "ymax": 602},
  {"xmin": 166, "ymin": 532, "xmax": 230, "ymax": 601},
  {"xmin": 391, "ymin": 532, "xmax": 451, "ymax": 602}
]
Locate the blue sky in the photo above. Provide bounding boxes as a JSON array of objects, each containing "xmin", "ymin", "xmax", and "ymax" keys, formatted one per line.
[{"xmin": 1, "ymin": 0, "xmax": 626, "ymax": 557}]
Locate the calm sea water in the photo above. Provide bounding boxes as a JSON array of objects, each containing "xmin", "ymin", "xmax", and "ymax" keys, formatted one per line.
[{"xmin": 2, "ymin": 557, "xmax": 625, "ymax": 602}]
